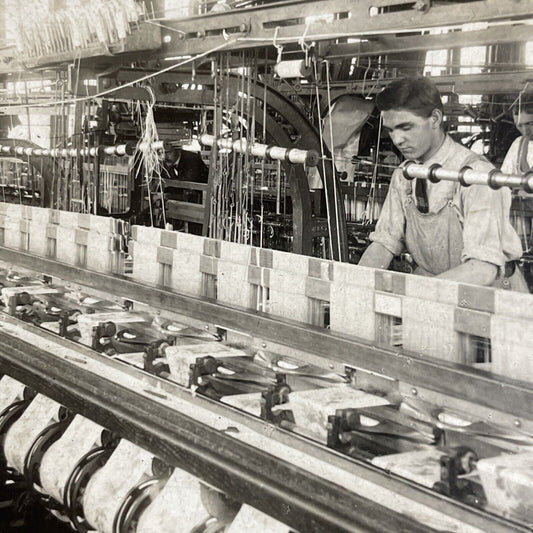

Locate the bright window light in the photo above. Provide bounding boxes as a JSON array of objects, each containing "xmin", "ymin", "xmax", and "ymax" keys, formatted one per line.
[
  {"xmin": 424, "ymin": 49, "xmax": 448, "ymax": 76},
  {"xmin": 458, "ymin": 94, "xmax": 482, "ymax": 104},
  {"xmin": 460, "ymin": 46, "xmax": 486, "ymax": 75},
  {"xmin": 525, "ymin": 42, "xmax": 533, "ymax": 66}
]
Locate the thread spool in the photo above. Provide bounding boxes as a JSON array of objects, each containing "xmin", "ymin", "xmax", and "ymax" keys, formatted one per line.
[{"xmin": 274, "ymin": 60, "xmax": 312, "ymax": 79}]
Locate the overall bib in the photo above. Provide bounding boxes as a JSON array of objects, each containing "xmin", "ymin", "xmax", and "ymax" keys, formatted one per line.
[{"xmin": 403, "ymin": 183, "xmax": 528, "ymax": 291}]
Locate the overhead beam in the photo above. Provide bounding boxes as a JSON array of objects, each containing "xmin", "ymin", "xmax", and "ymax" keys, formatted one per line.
[
  {"xmin": 160, "ymin": 0, "xmax": 533, "ymax": 56},
  {"xmin": 342, "ymin": 70, "xmax": 533, "ymax": 95},
  {"xmin": 320, "ymin": 24, "xmax": 533, "ymax": 59}
]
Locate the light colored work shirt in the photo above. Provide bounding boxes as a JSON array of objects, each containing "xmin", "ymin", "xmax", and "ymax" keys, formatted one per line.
[
  {"xmin": 370, "ymin": 135, "xmax": 522, "ymax": 268},
  {"xmin": 501, "ymin": 136, "xmax": 533, "ymax": 175}
]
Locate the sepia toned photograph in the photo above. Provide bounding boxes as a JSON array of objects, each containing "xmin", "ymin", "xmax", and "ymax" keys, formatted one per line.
[{"xmin": 0, "ymin": 1, "xmax": 531, "ymax": 531}]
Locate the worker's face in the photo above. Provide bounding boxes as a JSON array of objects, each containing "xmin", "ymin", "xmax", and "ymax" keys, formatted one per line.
[
  {"xmin": 513, "ymin": 109, "xmax": 533, "ymax": 141},
  {"xmin": 163, "ymin": 147, "xmax": 180, "ymax": 165},
  {"xmin": 382, "ymin": 108, "xmax": 442, "ymax": 162}
]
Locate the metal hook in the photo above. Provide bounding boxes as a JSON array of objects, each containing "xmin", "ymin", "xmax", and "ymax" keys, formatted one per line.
[
  {"xmin": 299, "ymin": 24, "xmax": 311, "ymax": 66},
  {"xmin": 273, "ymin": 26, "xmax": 283, "ymax": 64}
]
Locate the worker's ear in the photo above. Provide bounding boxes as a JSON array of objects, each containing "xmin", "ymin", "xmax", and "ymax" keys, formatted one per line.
[{"xmin": 430, "ymin": 109, "xmax": 443, "ymax": 129}]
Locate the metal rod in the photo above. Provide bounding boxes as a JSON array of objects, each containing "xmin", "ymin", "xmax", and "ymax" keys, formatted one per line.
[
  {"xmin": 0, "ymin": 142, "xmax": 141, "ymax": 159},
  {"xmin": 402, "ymin": 161, "xmax": 533, "ymax": 192},
  {"xmin": 199, "ymin": 133, "xmax": 319, "ymax": 167}
]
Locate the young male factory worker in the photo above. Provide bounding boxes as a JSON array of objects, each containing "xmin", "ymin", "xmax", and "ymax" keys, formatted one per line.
[
  {"xmin": 359, "ymin": 77, "xmax": 527, "ymax": 291},
  {"xmin": 501, "ymin": 97, "xmax": 533, "ymax": 176}
]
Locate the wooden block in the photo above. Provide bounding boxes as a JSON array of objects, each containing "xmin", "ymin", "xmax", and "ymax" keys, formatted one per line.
[
  {"xmin": 160, "ymin": 230, "xmax": 177, "ymax": 249},
  {"xmin": 78, "ymin": 213, "xmax": 91, "ymax": 230},
  {"xmin": 199, "ymin": 254, "xmax": 217, "ymax": 275},
  {"xmin": 157, "ymin": 246, "xmax": 174, "ymax": 266},
  {"xmin": 305, "ymin": 277, "xmax": 330, "ymax": 302},
  {"xmin": 272, "ymin": 249, "xmax": 308, "ymax": 274},
  {"xmin": 402, "ymin": 297, "xmax": 458, "ymax": 362},
  {"xmin": 375, "ymin": 270, "xmax": 406, "ymax": 295},
  {"xmin": 75, "ymin": 228, "xmax": 89, "ymax": 246},
  {"xmin": 374, "ymin": 292, "xmax": 402, "ymax": 318},
  {"xmin": 83, "ymin": 440, "xmax": 154, "ymax": 533},
  {"xmin": 77, "ymin": 311, "xmax": 150, "ymax": 346},
  {"xmin": 495, "ymin": 290, "xmax": 533, "ymax": 320},
  {"xmin": 49, "ymin": 209, "xmax": 60, "ymax": 225},
  {"xmin": 203, "ymin": 238, "xmax": 221, "ymax": 258},
  {"xmin": 136, "ymin": 468, "xmax": 209, "ymax": 533},
  {"xmin": 372, "ymin": 449, "xmax": 443, "ymax": 488},
  {"xmin": 289, "ymin": 386, "xmax": 389, "ymax": 443},
  {"xmin": 259, "ymin": 248, "xmax": 273, "ymax": 269},
  {"xmin": 166, "ymin": 342, "xmax": 248, "ymax": 386},
  {"xmin": 308, "ymin": 257, "xmax": 333, "ymax": 281},
  {"xmin": 1, "ymin": 285, "xmax": 60, "ymax": 308},
  {"xmin": 247, "ymin": 265, "xmax": 270, "ymax": 287},
  {"xmin": 491, "ymin": 316, "xmax": 533, "ymax": 382},
  {"xmin": 458, "ymin": 284, "xmax": 495, "ymax": 313},
  {"xmin": 226, "ymin": 505, "xmax": 290, "ymax": 533},
  {"xmin": 330, "ymin": 283, "xmax": 375, "ymax": 342},
  {"xmin": 454, "ymin": 308, "xmax": 491, "ymax": 337},
  {"xmin": 333, "ymin": 262, "xmax": 375, "ymax": 289},
  {"xmin": 477, "ymin": 452, "xmax": 533, "ymax": 522},
  {"xmin": 404, "ymin": 275, "xmax": 458, "ymax": 305},
  {"xmin": 18, "ymin": 219, "xmax": 30, "ymax": 234}
]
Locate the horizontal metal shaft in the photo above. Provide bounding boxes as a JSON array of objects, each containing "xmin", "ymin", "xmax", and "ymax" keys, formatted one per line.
[
  {"xmin": 199, "ymin": 133, "xmax": 319, "ymax": 167},
  {"xmin": 0, "ymin": 142, "xmax": 143, "ymax": 158},
  {"xmin": 402, "ymin": 160, "xmax": 533, "ymax": 192}
]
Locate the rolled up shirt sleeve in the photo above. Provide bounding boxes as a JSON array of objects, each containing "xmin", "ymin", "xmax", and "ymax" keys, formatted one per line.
[
  {"xmin": 369, "ymin": 169, "xmax": 405, "ymax": 256},
  {"xmin": 460, "ymin": 177, "xmax": 522, "ymax": 267}
]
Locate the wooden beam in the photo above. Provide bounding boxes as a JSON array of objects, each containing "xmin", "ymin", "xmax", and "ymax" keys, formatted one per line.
[
  {"xmin": 320, "ymin": 24, "xmax": 533, "ymax": 59},
  {"xmin": 160, "ymin": 0, "xmax": 533, "ymax": 56}
]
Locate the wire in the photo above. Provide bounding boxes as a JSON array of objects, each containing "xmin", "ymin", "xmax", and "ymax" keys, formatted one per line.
[
  {"xmin": 312, "ymin": 58, "xmax": 333, "ymax": 260},
  {"xmin": 0, "ymin": 39, "xmax": 239, "ymax": 111},
  {"xmin": 324, "ymin": 60, "xmax": 343, "ymax": 260}
]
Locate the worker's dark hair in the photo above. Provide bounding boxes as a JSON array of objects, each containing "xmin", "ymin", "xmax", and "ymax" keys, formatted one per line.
[{"xmin": 375, "ymin": 76, "xmax": 443, "ymax": 118}]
